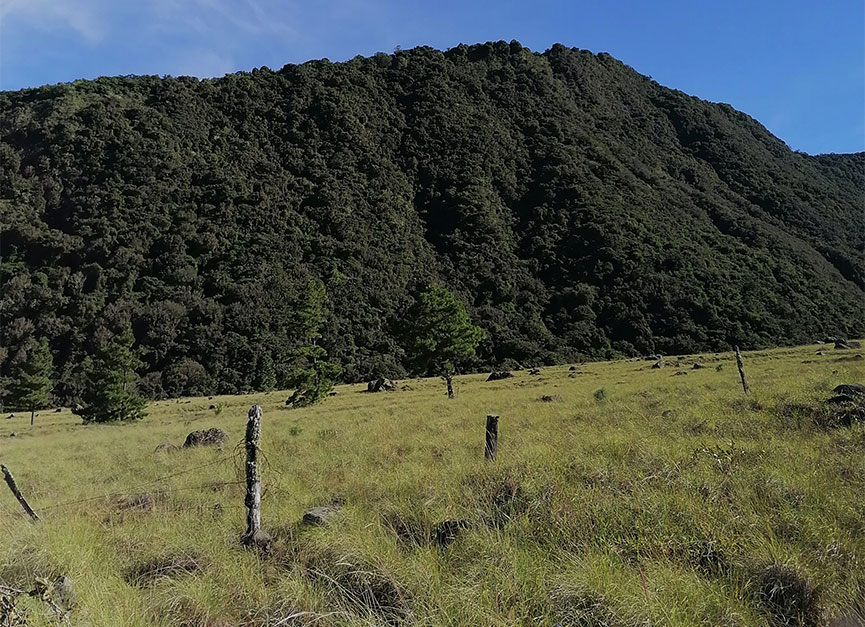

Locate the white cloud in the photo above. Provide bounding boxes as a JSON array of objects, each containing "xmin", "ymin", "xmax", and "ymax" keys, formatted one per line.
[{"xmin": 0, "ymin": 0, "xmax": 107, "ymax": 43}]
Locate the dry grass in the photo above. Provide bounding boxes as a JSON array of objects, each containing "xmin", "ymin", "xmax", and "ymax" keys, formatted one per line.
[{"xmin": 0, "ymin": 343, "xmax": 863, "ymax": 625}]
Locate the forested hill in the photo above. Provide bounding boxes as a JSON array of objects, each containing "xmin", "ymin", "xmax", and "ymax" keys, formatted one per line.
[{"xmin": 2, "ymin": 41, "xmax": 863, "ymax": 401}]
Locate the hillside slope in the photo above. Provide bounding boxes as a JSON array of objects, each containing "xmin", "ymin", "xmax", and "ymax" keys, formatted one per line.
[{"xmin": 1, "ymin": 41, "xmax": 863, "ymax": 400}]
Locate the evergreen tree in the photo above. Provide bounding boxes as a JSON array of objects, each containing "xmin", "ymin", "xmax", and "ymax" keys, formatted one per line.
[
  {"xmin": 405, "ymin": 285, "xmax": 485, "ymax": 398},
  {"xmin": 74, "ymin": 326, "xmax": 147, "ymax": 423},
  {"xmin": 285, "ymin": 279, "xmax": 341, "ymax": 407},
  {"xmin": 8, "ymin": 338, "xmax": 53, "ymax": 425}
]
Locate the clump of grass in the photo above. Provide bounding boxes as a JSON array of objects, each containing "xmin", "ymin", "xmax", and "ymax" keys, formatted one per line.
[
  {"xmin": 593, "ymin": 388, "xmax": 607, "ymax": 402},
  {"xmin": 126, "ymin": 551, "xmax": 206, "ymax": 587},
  {"xmin": 297, "ymin": 546, "xmax": 410, "ymax": 625},
  {"xmin": 751, "ymin": 564, "xmax": 821, "ymax": 627}
]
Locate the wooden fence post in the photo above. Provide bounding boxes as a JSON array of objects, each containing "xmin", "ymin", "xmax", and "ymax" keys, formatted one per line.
[
  {"xmin": 484, "ymin": 414, "xmax": 499, "ymax": 461},
  {"xmin": 242, "ymin": 405, "xmax": 263, "ymax": 547},
  {"xmin": 1, "ymin": 464, "xmax": 40, "ymax": 521},
  {"xmin": 734, "ymin": 346, "xmax": 749, "ymax": 394}
]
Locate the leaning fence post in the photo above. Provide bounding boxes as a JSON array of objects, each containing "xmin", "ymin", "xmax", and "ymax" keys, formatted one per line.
[
  {"xmin": 734, "ymin": 346, "xmax": 749, "ymax": 394},
  {"xmin": 484, "ymin": 415, "xmax": 499, "ymax": 461},
  {"xmin": 1, "ymin": 464, "xmax": 40, "ymax": 521},
  {"xmin": 241, "ymin": 405, "xmax": 263, "ymax": 547}
]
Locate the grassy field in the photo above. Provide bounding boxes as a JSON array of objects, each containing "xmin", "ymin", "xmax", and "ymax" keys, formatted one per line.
[{"xmin": 1, "ymin": 343, "xmax": 863, "ymax": 626}]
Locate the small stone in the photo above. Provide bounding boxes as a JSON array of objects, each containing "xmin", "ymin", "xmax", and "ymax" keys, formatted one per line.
[
  {"xmin": 52, "ymin": 576, "xmax": 76, "ymax": 610},
  {"xmin": 242, "ymin": 528, "xmax": 272, "ymax": 552},
  {"xmin": 302, "ymin": 505, "xmax": 341, "ymax": 526},
  {"xmin": 183, "ymin": 428, "xmax": 228, "ymax": 448},
  {"xmin": 673, "ymin": 371, "xmax": 688, "ymax": 376},
  {"xmin": 9, "ymin": 432, "xmax": 17, "ymax": 438}
]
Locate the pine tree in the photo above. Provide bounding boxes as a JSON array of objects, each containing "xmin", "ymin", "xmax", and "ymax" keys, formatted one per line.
[
  {"xmin": 74, "ymin": 326, "xmax": 147, "ymax": 423},
  {"xmin": 405, "ymin": 285, "xmax": 485, "ymax": 398},
  {"xmin": 8, "ymin": 338, "xmax": 53, "ymax": 425},
  {"xmin": 285, "ymin": 278, "xmax": 341, "ymax": 407}
]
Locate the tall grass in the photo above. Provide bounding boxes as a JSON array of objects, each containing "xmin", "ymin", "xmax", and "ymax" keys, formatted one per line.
[{"xmin": 0, "ymin": 343, "xmax": 863, "ymax": 625}]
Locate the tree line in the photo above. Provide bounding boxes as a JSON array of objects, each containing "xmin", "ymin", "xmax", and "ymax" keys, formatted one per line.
[{"xmin": 1, "ymin": 41, "xmax": 863, "ymax": 412}]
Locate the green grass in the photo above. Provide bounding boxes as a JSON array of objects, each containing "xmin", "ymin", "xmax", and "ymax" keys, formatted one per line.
[{"xmin": 1, "ymin": 343, "xmax": 863, "ymax": 626}]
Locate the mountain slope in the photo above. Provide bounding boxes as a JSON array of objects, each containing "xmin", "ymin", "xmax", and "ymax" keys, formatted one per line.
[{"xmin": 1, "ymin": 41, "xmax": 863, "ymax": 400}]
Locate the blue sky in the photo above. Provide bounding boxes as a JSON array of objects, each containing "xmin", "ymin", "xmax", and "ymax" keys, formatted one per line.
[{"xmin": 0, "ymin": 0, "xmax": 862, "ymax": 154}]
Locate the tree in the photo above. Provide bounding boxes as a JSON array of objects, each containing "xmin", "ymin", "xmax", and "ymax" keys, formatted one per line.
[
  {"xmin": 74, "ymin": 326, "xmax": 147, "ymax": 423},
  {"xmin": 7, "ymin": 338, "xmax": 53, "ymax": 425},
  {"xmin": 405, "ymin": 285, "xmax": 485, "ymax": 398},
  {"xmin": 285, "ymin": 279, "xmax": 341, "ymax": 407}
]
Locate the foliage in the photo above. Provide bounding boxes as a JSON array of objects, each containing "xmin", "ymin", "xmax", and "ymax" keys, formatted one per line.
[
  {"xmin": 4, "ymin": 337, "xmax": 53, "ymax": 414},
  {"xmin": 73, "ymin": 326, "xmax": 147, "ymax": 423},
  {"xmin": 0, "ymin": 42, "xmax": 863, "ymax": 402},
  {"xmin": 285, "ymin": 278, "xmax": 341, "ymax": 407},
  {"xmin": 404, "ymin": 284, "xmax": 485, "ymax": 376}
]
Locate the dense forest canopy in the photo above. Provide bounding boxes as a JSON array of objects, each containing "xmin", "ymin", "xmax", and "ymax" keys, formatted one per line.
[{"xmin": 1, "ymin": 41, "xmax": 863, "ymax": 403}]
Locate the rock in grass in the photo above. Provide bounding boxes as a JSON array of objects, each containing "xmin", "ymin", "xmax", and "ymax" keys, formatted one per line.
[
  {"xmin": 367, "ymin": 378, "xmax": 396, "ymax": 392},
  {"xmin": 154, "ymin": 442, "xmax": 179, "ymax": 453},
  {"xmin": 302, "ymin": 505, "xmax": 341, "ymax": 526},
  {"xmin": 182, "ymin": 428, "xmax": 228, "ymax": 448},
  {"xmin": 540, "ymin": 394, "xmax": 563, "ymax": 402},
  {"xmin": 692, "ymin": 362, "xmax": 705, "ymax": 369},
  {"xmin": 834, "ymin": 384, "xmax": 865, "ymax": 397},
  {"xmin": 652, "ymin": 358, "xmax": 665, "ymax": 369},
  {"xmin": 52, "ymin": 576, "xmax": 76, "ymax": 610},
  {"xmin": 486, "ymin": 371, "xmax": 513, "ymax": 381}
]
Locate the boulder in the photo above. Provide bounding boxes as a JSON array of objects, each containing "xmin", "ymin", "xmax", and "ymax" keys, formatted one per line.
[
  {"xmin": 302, "ymin": 504, "xmax": 341, "ymax": 526},
  {"xmin": 835, "ymin": 340, "xmax": 850, "ymax": 349},
  {"xmin": 528, "ymin": 368, "xmax": 541, "ymax": 375},
  {"xmin": 486, "ymin": 371, "xmax": 513, "ymax": 382},
  {"xmin": 367, "ymin": 378, "xmax": 396, "ymax": 392},
  {"xmin": 833, "ymin": 384, "xmax": 865, "ymax": 397},
  {"xmin": 183, "ymin": 428, "xmax": 229, "ymax": 448},
  {"xmin": 568, "ymin": 366, "xmax": 577, "ymax": 371},
  {"xmin": 652, "ymin": 358, "xmax": 665, "ymax": 369},
  {"xmin": 692, "ymin": 362, "xmax": 705, "ymax": 369},
  {"xmin": 6, "ymin": 414, "xmax": 13, "ymax": 419}
]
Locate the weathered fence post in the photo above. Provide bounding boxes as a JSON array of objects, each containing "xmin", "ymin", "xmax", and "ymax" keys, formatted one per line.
[
  {"xmin": 734, "ymin": 346, "xmax": 749, "ymax": 394},
  {"xmin": 1, "ymin": 464, "xmax": 40, "ymax": 521},
  {"xmin": 241, "ymin": 405, "xmax": 263, "ymax": 547},
  {"xmin": 484, "ymin": 414, "xmax": 499, "ymax": 461},
  {"xmin": 445, "ymin": 373, "xmax": 454, "ymax": 399}
]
